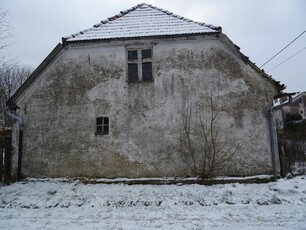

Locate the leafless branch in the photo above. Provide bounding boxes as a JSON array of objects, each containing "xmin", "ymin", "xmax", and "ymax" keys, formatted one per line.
[{"xmin": 179, "ymin": 94, "xmax": 240, "ymax": 179}]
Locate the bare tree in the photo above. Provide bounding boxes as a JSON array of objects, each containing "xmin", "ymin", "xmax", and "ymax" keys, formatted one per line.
[
  {"xmin": 0, "ymin": 65, "xmax": 32, "ymax": 129},
  {"xmin": 0, "ymin": 9, "xmax": 15, "ymax": 70},
  {"xmin": 0, "ymin": 9, "xmax": 32, "ymax": 129},
  {"xmin": 180, "ymin": 95, "xmax": 240, "ymax": 179},
  {"xmin": 0, "ymin": 65, "xmax": 31, "ymax": 97},
  {"xmin": 0, "ymin": 10, "xmax": 11, "ymax": 50}
]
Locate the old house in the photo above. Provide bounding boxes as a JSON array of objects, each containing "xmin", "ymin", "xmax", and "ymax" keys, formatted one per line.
[
  {"xmin": 7, "ymin": 3, "xmax": 284, "ymax": 180},
  {"xmin": 275, "ymin": 92, "xmax": 306, "ymax": 129}
]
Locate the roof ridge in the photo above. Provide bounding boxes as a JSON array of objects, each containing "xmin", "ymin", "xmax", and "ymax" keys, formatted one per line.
[
  {"xmin": 142, "ymin": 3, "xmax": 221, "ymax": 32},
  {"xmin": 66, "ymin": 3, "xmax": 146, "ymax": 39},
  {"xmin": 93, "ymin": 3, "xmax": 144, "ymax": 27}
]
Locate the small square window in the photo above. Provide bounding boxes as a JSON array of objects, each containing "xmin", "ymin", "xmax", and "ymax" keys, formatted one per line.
[{"xmin": 96, "ymin": 117, "xmax": 109, "ymax": 135}]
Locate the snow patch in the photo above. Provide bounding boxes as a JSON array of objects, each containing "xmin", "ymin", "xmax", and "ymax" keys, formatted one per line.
[{"xmin": 1, "ymin": 177, "xmax": 306, "ymax": 229}]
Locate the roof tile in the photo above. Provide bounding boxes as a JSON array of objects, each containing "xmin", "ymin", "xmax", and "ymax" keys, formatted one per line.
[{"xmin": 64, "ymin": 3, "xmax": 221, "ymax": 42}]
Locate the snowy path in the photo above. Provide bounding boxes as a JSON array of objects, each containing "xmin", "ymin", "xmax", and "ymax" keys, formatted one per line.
[{"xmin": 1, "ymin": 177, "xmax": 306, "ymax": 229}]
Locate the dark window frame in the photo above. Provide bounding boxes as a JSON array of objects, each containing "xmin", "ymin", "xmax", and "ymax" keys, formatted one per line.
[
  {"xmin": 95, "ymin": 116, "xmax": 109, "ymax": 135},
  {"xmin": 127, "ymin": 48, "xmax": 153, "ymax": 82}
]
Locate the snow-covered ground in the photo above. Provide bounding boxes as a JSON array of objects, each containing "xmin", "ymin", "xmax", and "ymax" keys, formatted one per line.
[{"xmin": 1, "ymin": 176, "xmax": 306, "ymax": 229}]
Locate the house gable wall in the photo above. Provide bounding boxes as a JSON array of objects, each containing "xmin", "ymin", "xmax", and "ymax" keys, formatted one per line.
[{"xmin": 14, "ymin": 35, "xmax": 277, "ymax": 178}]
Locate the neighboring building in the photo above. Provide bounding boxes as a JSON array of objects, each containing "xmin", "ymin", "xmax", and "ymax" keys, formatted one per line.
[
  {"xmin": 275, "ymin": 92, "xmax": 306, "ymax": 129},
  {"xmin": 7, "ymin": 3, "xmax": 283, "ymax": 179},
  {"xmin": 283, "ymin": 92, "xmax": 306, "ymax": 119}
]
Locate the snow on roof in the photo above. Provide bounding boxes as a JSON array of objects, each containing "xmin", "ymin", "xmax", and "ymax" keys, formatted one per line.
[
  {"xmin": 292, "ymin": 91, "xmax": 306, "ymax": 101},
  {"xmin": 64, "ymin": 3, "xmax": 221, "ymax": 42}
]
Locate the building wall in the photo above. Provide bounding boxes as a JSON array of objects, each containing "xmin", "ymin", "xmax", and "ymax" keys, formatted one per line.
[
  {"xmin": 275, "ymin": 93, "xmax": 306, "ymax": 130},
  {"xmin": 13, "ymin": 35, "xmax": 278, "ymax": 178},
  {"xmin": 283, "ymin": 94, "xmax": 306, "ymax": 120}
]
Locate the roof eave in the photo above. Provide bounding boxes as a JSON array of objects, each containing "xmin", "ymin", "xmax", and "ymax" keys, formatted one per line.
[
  {"xmin": 7, "ymin": 43, "xmax": 64, "ymax": 108},
  {"xmin": 218, "ymin": 33, "xmax": 285, "ymax": 93}
]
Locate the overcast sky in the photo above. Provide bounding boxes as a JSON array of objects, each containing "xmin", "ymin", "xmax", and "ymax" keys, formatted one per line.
[{"xmin": 2, "ymin": 0, "xmax": 306, "ymax": 93}]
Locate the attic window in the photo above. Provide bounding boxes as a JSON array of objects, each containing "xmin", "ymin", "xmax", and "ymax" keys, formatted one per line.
[
  {"xmin": 96, "ymin": 117, "xmax": 109, "ymax": 135},
  {"xmin": 127, "ymin": 48, "xmax": 153, "ymax": 82}
]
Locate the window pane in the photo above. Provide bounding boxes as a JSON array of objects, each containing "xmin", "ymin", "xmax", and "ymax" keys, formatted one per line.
[
  {"xmin": 128, "ymin": 50, "xmax": 138, "ymax": 61},
  {"xmin": 96, "ymin": 126, "xmax": 103, "ymax": 135},
  {"xmin": 104, "ymin": 117, "xmax": 109, "ymax": 125},
  {"xmin": 103, "ymin": 125, "xmax": 109, "ymax": 135},
  {"xmin": 96, "ymin": 117, "xmax": 103, "ymax": 125},
  {"xmin": 128, "ymin": 63, "xmax": 138, "ymax": 82},
  {"xmin": 142, "ymin": 62, "xmax": 152, "ymax": 81},
  {"xmin": 142, "ymin": 49, "xmax": 151, "ymax": 59}
]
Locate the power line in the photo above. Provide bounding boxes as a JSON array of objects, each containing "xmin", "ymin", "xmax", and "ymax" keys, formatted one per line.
[
  {"xmin": 268, "ymin": 47, "xmax": 306, "ymax": 73},
  {"xmin": 260, "ymin": 30, "xmax": 306, "ymax": 68}
]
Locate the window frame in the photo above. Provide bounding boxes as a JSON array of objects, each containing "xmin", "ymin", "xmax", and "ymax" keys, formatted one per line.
[
  {"xmin": 126, "ymin": 47, "xmax": 153, "ymax": 83},
  {"xmin": 95, "ymin": 116, "xmax": 109, "ymax": 135}
]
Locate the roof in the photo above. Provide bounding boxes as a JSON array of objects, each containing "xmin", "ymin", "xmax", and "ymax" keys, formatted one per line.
[
  {"xmin": 292, "ymin": 91, "xmax": 306, "ymax": 101},
  {"xmin": 7, "ymin": 4, "xmax": 284, "ymax": 108},
  {"xmin": 64, "ymin": 3, "xmax": 221, "ymax": 42}
]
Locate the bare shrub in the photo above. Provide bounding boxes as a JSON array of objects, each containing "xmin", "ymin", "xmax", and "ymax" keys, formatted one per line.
[{"xmin": 179, "ymin": 96, "xmax": 240, "ymax": 179}]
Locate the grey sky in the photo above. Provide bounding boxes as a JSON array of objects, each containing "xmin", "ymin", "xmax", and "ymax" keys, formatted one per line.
[{"xmin": 2, "ymin": 0, "xmax": 306, "ymax": 93}]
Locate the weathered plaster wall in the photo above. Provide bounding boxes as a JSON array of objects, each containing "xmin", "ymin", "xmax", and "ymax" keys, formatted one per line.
[
  {"xmin": 283, "ymin": 94, "xmax": 306, "ymax": 119},
  {"xmin": 14, "ymin": 35, "xmax": 278, "ymax": 178}
]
